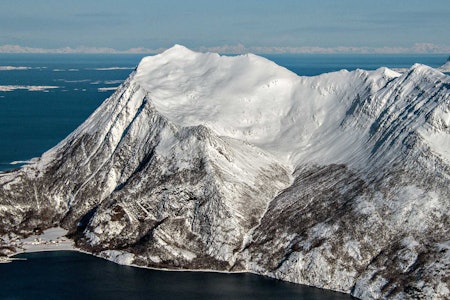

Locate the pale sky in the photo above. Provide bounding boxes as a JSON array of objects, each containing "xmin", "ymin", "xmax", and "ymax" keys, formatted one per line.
[{"xmin": 0, "ymin": 0, "xmax": 449, "ymax": 53}]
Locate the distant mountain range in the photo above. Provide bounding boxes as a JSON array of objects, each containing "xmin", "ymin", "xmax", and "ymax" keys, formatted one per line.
[{"xmin": 1, "ymin": 45, "xmax": 449, "ymax": 299}]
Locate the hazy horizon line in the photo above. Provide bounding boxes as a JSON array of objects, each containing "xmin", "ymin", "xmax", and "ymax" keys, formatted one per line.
[{"xmin": 1, "ymin": 43, "xmax": 449, "ymax": 55}]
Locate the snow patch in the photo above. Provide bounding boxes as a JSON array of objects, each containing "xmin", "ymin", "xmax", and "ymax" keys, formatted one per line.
[{"xmin": 101, "ymin": 250, "xmax": 135, "ymax": 265}]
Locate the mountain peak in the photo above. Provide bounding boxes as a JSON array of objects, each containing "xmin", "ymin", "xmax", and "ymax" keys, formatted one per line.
[
  {"xmin": 438, "ymin": 59, "xmax": 450, "ymax": 72},
  {"xmin": 166, "ymin": 44, "xmax": 192, "ymax": 52},
  {"xmin": 160, "ymin": 44, "xmax": 197, "ymax": 58},
  {"xmin": 409, "ymin": 63, "xmax": 445, "ymax": 76},
  {"xmin": 372, "ymin": 66, "xmax": 401, "ymax": 78},
  {"xmin": 411, "ymin": 63, "xmax": 431, "ymax": 71}
]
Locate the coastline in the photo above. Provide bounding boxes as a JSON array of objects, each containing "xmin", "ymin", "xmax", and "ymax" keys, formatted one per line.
[
  {"xmin": 1, "ymin": 227, "xmax": 354, "ymax": 298},
  {"xmin": 0, "ymin": 227, "xmax": 81, "ymax": 263},
  {"xmin": 1, "ymin": 227, "xmax": 246, "ymax": 276},
  {"xmin": 1, "ymin": 227, "xmax": 248, "ymax": 275}
]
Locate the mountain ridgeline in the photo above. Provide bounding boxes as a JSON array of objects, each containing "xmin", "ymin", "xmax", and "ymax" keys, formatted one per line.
[{"xmin": 1, "ymin": 46, "xmax": 449, "ymax": 299}]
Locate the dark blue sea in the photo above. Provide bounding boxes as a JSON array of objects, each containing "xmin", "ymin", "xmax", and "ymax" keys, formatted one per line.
[
  {"xmin": 0, "ymin": 53, "xmax": 448, "ymax": 299},
  {"xmin": 0, "ymin": 251, "xmax": 352, "ymax": 300}
]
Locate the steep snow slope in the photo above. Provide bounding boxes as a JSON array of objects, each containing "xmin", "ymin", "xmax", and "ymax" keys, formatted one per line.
[
  {"xmin": 438, "ymin": 56, "xmax": 450, "ymax": 72},
  {"xmin": 134, "ymin": 45, "xmax": 401, "ymax": 168},
  {"xmin": 1, "ymin": 45, "xmax": 449, "ymax": 299}
]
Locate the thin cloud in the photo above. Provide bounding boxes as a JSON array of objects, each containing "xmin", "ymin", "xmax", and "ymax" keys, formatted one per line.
[
  {"xmin": 0, "ymin": 66, "xmax": 32, "ymax": 71},
  {"xmin": 104, "ymin": 80, "xmax": 124, "ymax": 84},
  {"xmin": 0, "ymin": 66, "xmax": 46, "ymax": 71},
  {"xmin": 204, "ymin": 43, "xmax": 450, "ymax": 54},
  {"xmin": 88, "ymin": 67, "xmax": 135, "ymax": 71},
  {"xmin": 54, "ymin": 79, "xmax": 91, "ymax": 83},
  {"xmin": 0, "ymin": 85, "xmax": 60, "ymax": 92},
  {"xmin": 98, "ymin": 87, "xmax": 118, "ymax": 92},
  {"xmin": 0, "ymin": 45, "xmax": 159, "ymax": 54},
  {"xmin": 52, "ymin": 68, "xmax": 79, "ymax": 72},
  {"xmin": 1, "ymin": 43, "xmax": 450, "ymax": 55}
]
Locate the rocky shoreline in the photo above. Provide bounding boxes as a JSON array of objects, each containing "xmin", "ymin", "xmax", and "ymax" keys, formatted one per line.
[{"xmin": 0, "ymin": 227, "xmax": 75, "ymax": 263}]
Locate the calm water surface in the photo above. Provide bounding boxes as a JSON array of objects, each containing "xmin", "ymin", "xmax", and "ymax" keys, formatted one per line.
[{"xmin": 0, "ymin": 251, "xmax": 354, "ymax": 300}]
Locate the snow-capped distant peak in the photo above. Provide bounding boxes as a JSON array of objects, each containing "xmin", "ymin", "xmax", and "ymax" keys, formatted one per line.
[
  {"xmin": 438, "ymin": 61, "xmax": 450, "ymax": 72},
  {"xmin": 375, "ymin": 66, "xmax": 401, "ymax": 78},
  {"xmin": 160, "ymin": 44, "xmax": 197, "ymax": 57},
  {"xmin": 410, "ymin": 63, "xmax": 435, "ymax": 72}
]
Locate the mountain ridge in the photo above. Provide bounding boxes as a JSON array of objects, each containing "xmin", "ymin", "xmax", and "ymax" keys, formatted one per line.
[{"xmin": 1, "ymin": 45, "xmax": 449, "ymax": 299}]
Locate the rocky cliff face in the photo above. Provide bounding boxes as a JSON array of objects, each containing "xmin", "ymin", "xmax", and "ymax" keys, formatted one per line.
[{"xmin": 1, "ymin": 45, "xmax": 449, "ymax": 299}]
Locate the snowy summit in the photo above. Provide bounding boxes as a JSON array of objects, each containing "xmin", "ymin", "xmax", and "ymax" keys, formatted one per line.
[
  {"xmin": 438, "ymin": 56, "xmax": 450, "ymax": 72},
  {"xmin": 1, "ymin": 45, "xmax": 449, "ymax": 299}
]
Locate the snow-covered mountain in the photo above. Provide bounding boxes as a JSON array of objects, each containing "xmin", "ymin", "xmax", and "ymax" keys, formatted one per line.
[
  {"xmin": 438, "ymin": 56, "xmax": 450, "ymax": 72},
  {"xmin": 1, "ymin": 45, "xmax": 449, "ymax": 299}
]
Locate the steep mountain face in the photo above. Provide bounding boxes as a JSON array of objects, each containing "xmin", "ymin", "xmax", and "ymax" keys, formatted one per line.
[
  {"xmin": 438, "ymin": 56, "xmax": 450, "ymax": 72},
  {"xmin": 1, "ymin": 45, "xmax": 449, "ymax": 299}
]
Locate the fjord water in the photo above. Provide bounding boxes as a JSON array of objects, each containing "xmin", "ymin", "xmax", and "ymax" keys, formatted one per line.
[
  {"xmin": 0, "ymin": 251, "xmax": 353, "ymax": 300},
  {"xmin": 0, "ymin": 54, "xmax": 138, "ymax": 171}
]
